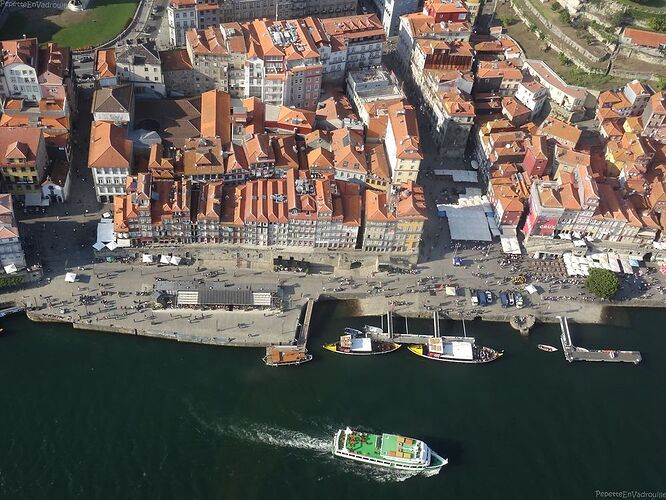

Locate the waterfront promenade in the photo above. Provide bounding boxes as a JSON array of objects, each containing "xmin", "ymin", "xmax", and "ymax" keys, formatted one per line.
[{"xmin": 3, "ymin": 251, "xmax": 662, "ymax": 348}]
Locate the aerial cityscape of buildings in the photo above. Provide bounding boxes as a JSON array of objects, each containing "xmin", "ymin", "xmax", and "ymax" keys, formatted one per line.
[{"xmin": 0, "ymin": 0, "xmax": 664, "ymax": 282}]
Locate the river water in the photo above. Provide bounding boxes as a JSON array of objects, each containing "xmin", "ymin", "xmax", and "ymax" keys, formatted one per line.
[{"xmin": 0, "ymin": 302, "xmax": 665, "ymax": 499}]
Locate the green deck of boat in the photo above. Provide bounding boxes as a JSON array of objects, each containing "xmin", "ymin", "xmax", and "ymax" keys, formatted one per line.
[
  {"xmin": 345, "ymin": 432, "xmax": 417, "ymax": 460},
  {"xmin": 346, "ymin": 433, "xmax": 383, "ymax": 459}
]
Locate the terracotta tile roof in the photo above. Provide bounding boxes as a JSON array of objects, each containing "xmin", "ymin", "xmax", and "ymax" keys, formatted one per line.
[
  {"xmin": 501, "ymin": 96, "xmax": 530, "ymax": 119},
  {"xmin": 397, "ymin": 181, "xmax": 427, "ymax": 219},
  {"xmin": 622, "ymin": 28, "xmax": 666, "ymax": 49},
  {"xmin": 520, "ymin": 79, "xmax": 545, "ymax": 94},
  {"xmin": 424, "ymin": 0, "xmax": 469, "ymax": 17},
  {"xmin": 276, "ymin": 106, "xmax": 315, "ymax": 133},
  {"xmin": 0, "ymin": 127, "xmax": 42, "ymax": 165},
  {"xmin": 197, "ymin": 181, "xmax": 224, "ymax": 221},
  {"xmin": 387, "ymin": 101, "xmax": 422, "ymax": 160},
  {"xmin": 221, "ymin": 23, "xmax": 249, "ymax": 54},
  {"xmin": 159, "ymin": 49, "xmax": 192, "ymax": 71},
  {"xmin": 0, "ymin": 38, "xmax": 38, "ymax": 67},
  {"xmin": 200, "ymin": 90, "xmax": 231, "ymax": 143},
  {"xmin": 439, "ymin": 89, "xmax": 475, "ymax": 117},
  {"xmin": 182, "ymin": 137, "xmax": 224, "ymax": 176},
  {"xmin": 307, "ymin": 147, "xmax": 335, "ymax": 171},
  {"xmin": 244, "ymin": 18, "xmax": 321, "ymax": 63},
  {"xmin": 96, "ymin": 48, "xmax": 117, "ymax": 78},
  {"xmin": 539, "ymin": 118, "xmax": 582, "ymax": 147},
  {"xmin": 316, "ymin": 89, "xmax": 358, "ymax": 124},
  {"xmin": 601, "ymin": 120, "xmax": 624, "ymax": 138},
  {"xmin": 555, "ymin": 145, "xmax": 590, "ymax": 168},
  {"xmin": 403, "ymin": 13, "xmax": 471, "ymax": 39},
  {"xmin": 38, "ymin": 43, "xmax": 70, "ymax": 83},
  {"xmin": 88, "ymin": 121, "xmax": 133, "ymax": 169},
  {"xmin": 647, "ymin": 92, "xmax": 666, "ymax": 114},
  {"xmin": 524, "ymin": 59, "xmax": 588, "ymax": 101},
  {"xmin": 187, "ymin": 26, "xmax": 228, "ymax": 56},
  {"xmin": 624, "ymin": 116, "xmax": 644, "ymax": 134},
  {"xmin": 272, "ymin": 135, "xmax": 301, "ymax": 170},
  {"xmin": 318, "ymin": 14, "xmax": 384, "ymax": 46},
  {"xmin": 477, "ymin": 60, "xmax": 523, "ymax": 81},
  {"xmin": 365, "ymin": 143, "xmax": 390, "ymax": 181}
]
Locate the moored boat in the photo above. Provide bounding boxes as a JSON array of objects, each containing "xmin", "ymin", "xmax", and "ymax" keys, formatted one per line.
[
  {"xmin": 323, "ymin": 328, "xmax": 400, "ymax": 356},
  {"xmin": 408, "ymin": 336, "xmax": 503, "ymax": 364},
  {"xmin": 363, "ymin": 325, "xmax": 385, "ymax": 335},
  {"xmin": 263, "ymin": 345, "xmax": 313, "ymax": 366},
  {"xmin": 332, "ymin": 427, "xmax": 447, "ymax": 474},
  {"xmin": 537, "ymin": 344, "xmax": 558, "ymax": 352}
]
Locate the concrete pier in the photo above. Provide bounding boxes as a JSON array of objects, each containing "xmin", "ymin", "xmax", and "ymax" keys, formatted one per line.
[
  {"xmin": 558, "ymin": 316, "xmax": 642, "ymax": 364},
  {"xmin": 297, "ymin": 298, "xmax": 315, "ymax": 346}
]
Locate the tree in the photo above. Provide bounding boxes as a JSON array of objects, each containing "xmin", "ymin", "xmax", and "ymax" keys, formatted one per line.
[
  {"xmin": 559, "ymin": 10, "xmax": 571, "ymax": 24},
  {"xmin": 649, "ymin": 15, "xmax": 666, "ymax": 33},
  {"xmin": 585, "ymin": 268, "xmax": 619, "ymax": 299},
  {"xmin": 559, "ymin": 52, "xmax": 573, "ymax": 65},
  {"xmin": 551, "ymin": 1, "xmax": 562, "ymax": 10},
  {"xmin": 655, "ymin": 75, "xmax": 666, "ymax": 91},
  {"xmin": 0, "ymin": 275, "xmax": 23, "ymax": 288},
  {"xmin": 499, "ymin": 15, "xmax": 517, "ymax": 26},
  {"xmin": 608, "ymin": 10, "xmax": 625, "ymax": 28}
]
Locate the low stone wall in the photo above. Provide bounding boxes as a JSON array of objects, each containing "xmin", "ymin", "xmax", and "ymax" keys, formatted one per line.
[
  {"xmin": 73, "ymin": 322, "xmax": 136, "ymax": 335},
  {"xmin": 510, "ymin": 0, "xmax": 607, "ymax": 74},
  {"xmin": 617, "ymin": 45, "xmax": 666, "ymax": 67},
  {"xmin": 513, "ymin": 0, "xmax": 607, "ymax": 63},
  {"xmin": 608, "ymin": 65, "xmax": 659, "ymax": 83}
]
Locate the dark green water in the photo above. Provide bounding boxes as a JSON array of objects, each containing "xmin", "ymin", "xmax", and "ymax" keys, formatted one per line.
[{"xmin": 1, "ymin": 302, "xmax": 665, "ymax": 500}]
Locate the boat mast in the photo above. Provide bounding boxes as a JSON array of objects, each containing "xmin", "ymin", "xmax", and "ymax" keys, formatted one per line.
[
  {"xmin": 380, "ymin": 313, "xmax": 384, "ymax": 332},
  {"xmin": 405, "ymin": 316, "xmax": 409, "ymax": 335},
  {"xmin": 387, "ymin": 310, "xmax": 393, "ymax": 339},
  {"xmin": 462, "ymin": 316, "xmax": 467, "ymax": 338},
  {"xmin": 433, "ymin": 310, "xmax": 440, "ymax": 338}
]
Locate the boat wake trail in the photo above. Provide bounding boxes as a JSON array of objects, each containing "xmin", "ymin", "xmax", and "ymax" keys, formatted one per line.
[
  {"xmin": 187, "ymin": 403, "xmax": 433, "ymax": 483},
  {"xmin": 223, "ymin": 422, "xmax": 331, "ymax": 453}
]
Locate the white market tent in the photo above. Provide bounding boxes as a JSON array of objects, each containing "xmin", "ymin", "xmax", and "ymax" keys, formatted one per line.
[
  {"xmin": 433, "ymin": 169, "xmax": 478, "ymax": 183},
  {"xmin": 142, "ymin": 254, "xmax": 154, "ymax": 263},
  {"xmin": 500, "ymin": 236, "xmax": 521, "ymax": 255},
  {"xmin": 92, "ymin": 241, "xmax": 105, "ymax": 251},
  {"xmin": 170, "ymin": 256, "xmax": 182, "ymax": 266},
  {"xmin": 97, "ymin": 218, "xmax": 114, "ymax": 244},
  {"xmin": 443, "ymin": 205, "xmax": 493, "ymax": 242},
  {"xmin": 525, "ymin": 284, "xmax": 538, "ymax": 294},
  {"xmin": 64, "ymin": 272, "xmax": 77, "ymax": 283},
  {"xmin": 106, "ymin": 241, "xmax": 118, "ymax": 251},
  {"xmin": 160, "ymin": 255, "xmax": 170, "ymax": 264},
  {"xmin": 3, "ymin": 263, "xmax": 18, "ymax": 274}
]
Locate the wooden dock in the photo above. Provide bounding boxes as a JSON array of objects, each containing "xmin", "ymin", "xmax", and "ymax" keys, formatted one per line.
[{"xmin": 558, "ymin": 316, "xmax": 642, "ymax": 365}]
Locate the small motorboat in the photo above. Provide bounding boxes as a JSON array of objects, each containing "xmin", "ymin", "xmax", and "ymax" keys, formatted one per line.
[{"xmin": 537, "ymin": 344, "xmax": 558, "ymax": 352}]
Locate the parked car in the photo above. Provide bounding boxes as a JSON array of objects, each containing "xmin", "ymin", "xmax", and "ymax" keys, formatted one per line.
[
  {"xmin": 508, "ymin": 291, "xmax": 515, "ymax": 307},
  {"xmin": 499, "ymin": 291, "xmax": 509, "ymax": 308},
  {"xmin": 471, "ymin": 291, "xmax": 479, "ymax": 306},
  {"xmin": 515, "ymin": 292, "xmax": 524, "ymax": 308},
  {"xmin": 477, "ymin": 289, "xmax": 487, "ymax": 306},
  {"xmin": 485, "ymin": 290, "xmax": 493, "ymax": 304}
]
